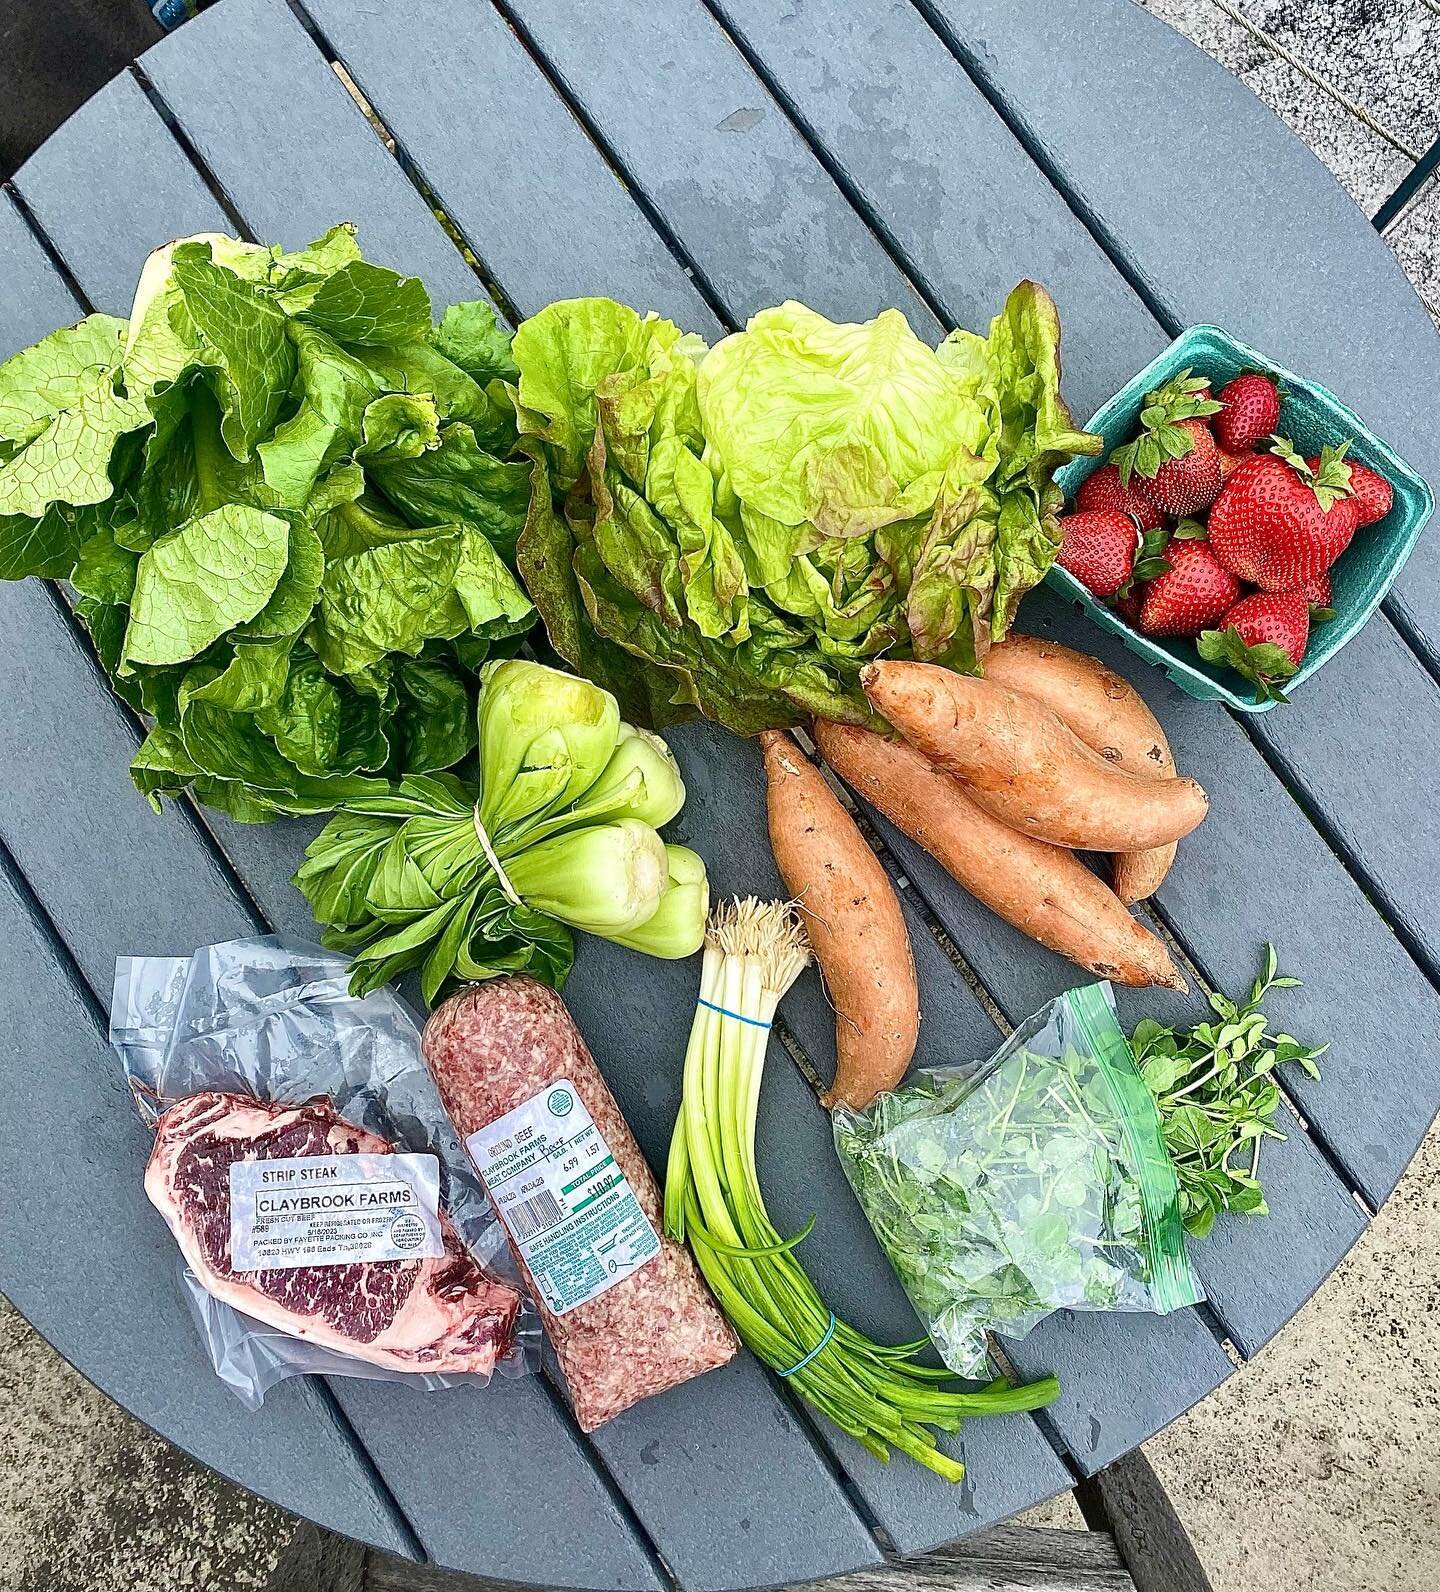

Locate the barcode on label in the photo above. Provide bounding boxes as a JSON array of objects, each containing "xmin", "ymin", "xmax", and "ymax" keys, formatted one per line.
[{"xmin": 506, "ymin": 1189, "xmax": 564, "ymax": 1242}]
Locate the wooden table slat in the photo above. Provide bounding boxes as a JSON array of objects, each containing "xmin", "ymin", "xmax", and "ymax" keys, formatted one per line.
[
  {"xmin": 703, "ymin": 0, "xmax": 1167, "ymax": 426},
  {"xmin": 0, "ymin": 855, "xmax": 417, "ymax": 1558},
  {"xmin": 494, "ymin": 0, "xmax": 940, "ymax": 336},
  {"xmin": 0, "ymin": 187, "xmax": 83, "ymax": 346},
  {"xmin": 13, "ymin": 70, "xmax": 231, "ymax": 313},
  {"xmin": 164, "ymin": 0, "xmax": 725, "ymax": 340},
  {"xmin": 138, "ymin": 4, "xmax": 488, "ymax": 312}
]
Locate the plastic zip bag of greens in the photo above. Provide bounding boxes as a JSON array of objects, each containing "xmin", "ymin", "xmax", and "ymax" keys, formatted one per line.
[{"xmin": 833, "ymin": 982, "xmax": 1202, "ymax": 1377}]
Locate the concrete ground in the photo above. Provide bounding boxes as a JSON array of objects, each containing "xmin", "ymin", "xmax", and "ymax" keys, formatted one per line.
[{"xmin": 2, "ymin": 3, "xmax": 1436, "ymax": 1590}]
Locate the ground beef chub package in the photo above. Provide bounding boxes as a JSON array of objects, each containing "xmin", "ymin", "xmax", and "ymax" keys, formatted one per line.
[{"xmin": 422, "ymin": 975, "xmax": 737, "ymax": 1431}]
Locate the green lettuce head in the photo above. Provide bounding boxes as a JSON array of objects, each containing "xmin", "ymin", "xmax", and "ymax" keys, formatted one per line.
[{"xmin": 512, "ymin": 284, "xmax": 1097, "ymax": 736}]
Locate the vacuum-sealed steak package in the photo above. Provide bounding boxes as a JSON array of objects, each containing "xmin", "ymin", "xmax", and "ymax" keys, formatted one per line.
[{"xmin": 111, "ymin": 936, "xmax": 537, "ymax": 1406}]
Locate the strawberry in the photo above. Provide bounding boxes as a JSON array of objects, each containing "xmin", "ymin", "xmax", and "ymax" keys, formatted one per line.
[
  {"xmin": 1075, "ymin": 462, "xmax": 1164, "ymax": 532},
  {"xmin": 1198, "ymin": 591, "xmax": 1310, "ymax": 703},
  {"xmin": 1112, "ymin": 370, "xmax": 1225, "ymax": 516},
  {"xmin": 1138, "ymin": 538, "xmax": 1243, "ymax": 638},
  {"xmin": 1143, "ymin": 420, "xmax": 1223, "ymax": 516},
  {"xmin": 1217, "ymin": 445, "xmax": 1251, "ymax": 484},
  {"xmin": 1207, "ymin": 439, "xmax": 1358, "ymax": 591},
  {"xmin": 1306, "ymin": 453, "xmax": 1392, "ymax": 527},
  {"xmin": 1113, "ymin": 586, "xmax": 1146, "ymax": 625},
  {"xmin": 1296, "ymin": 568, "xmax": 1333, "ymax": 615},
  {"xmin": 1056, "ymin": 510, "xmax": 1138, "ymax": 598},
  {"xmin": 1215, "ymin": 372, "xmax": 1282, "ymax": 453}
]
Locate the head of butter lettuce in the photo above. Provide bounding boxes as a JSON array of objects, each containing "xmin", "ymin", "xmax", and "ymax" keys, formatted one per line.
[
  {"xmin": 0, "ymin": 226, "xmax": 535, "ymax": 819},
  {"xmin": 511, "ymin": 286, "xmax": 1099, "ymax": 734}
]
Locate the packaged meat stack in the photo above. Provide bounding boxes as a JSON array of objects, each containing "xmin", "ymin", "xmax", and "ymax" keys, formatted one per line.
[{"xmin": 422, "ymin": 976, "xmax": 737, "ymax": 1430}]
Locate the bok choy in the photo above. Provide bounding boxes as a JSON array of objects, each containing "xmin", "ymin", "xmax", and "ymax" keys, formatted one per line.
[{"xmin": 295, "ymin": 659, "xmax": 707, "ymax": 999}]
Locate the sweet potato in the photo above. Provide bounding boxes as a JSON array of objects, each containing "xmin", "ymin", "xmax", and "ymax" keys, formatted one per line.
[
  {"xmin": 815, "ymin": 721, "xmax": 1186, "ymax": 991},
  {"xmin": 861, "ymin": 660, "xmax": 1207, "ymax": 852},
  {"xmin": 984, "ymin": 636, "xmax": 1177, "ymax": 903},
  {"xmin": 758, "ymin": 730, "xmax": 919, "ymax": 1110}
]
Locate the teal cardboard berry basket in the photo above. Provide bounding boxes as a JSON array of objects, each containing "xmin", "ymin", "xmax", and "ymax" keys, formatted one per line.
[{"xmin": 1050, "ymin": 325, "xmax": 1434, "ymax": 712}]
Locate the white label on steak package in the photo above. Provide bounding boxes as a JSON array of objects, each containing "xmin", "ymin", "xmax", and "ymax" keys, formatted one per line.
[
  {"xmin": 467, "ymin": 1079, "xmax": 660, "ymax": 1315},
  {"xmin": 229, "ymin": 1153, "xmax": 444, "ymax": 1272}
]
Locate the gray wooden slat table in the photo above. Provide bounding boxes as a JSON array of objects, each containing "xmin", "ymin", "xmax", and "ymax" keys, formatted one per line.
[{"xmin": 1, "ymin": 0, "xmax": 1436, "ymax": 1585}]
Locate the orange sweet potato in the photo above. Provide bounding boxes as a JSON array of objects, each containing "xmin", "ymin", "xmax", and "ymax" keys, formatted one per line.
[
  {"xmin": 861, "ymin": 660, "xmax": 1207, "ymax": 853},
  {"xmin": 984, "ymin": 636, "xmax": 1178, "ymax": 903},
  {"xmin": 814, "ymin": 721, "xmax": 1186, "ymax": 991},
  {"xmin": 759, "ymin": 730, "xmax": 919, "ymax": 1110}
]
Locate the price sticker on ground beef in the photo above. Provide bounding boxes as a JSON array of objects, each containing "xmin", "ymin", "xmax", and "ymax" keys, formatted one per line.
[
  {"xmin": 229, "ymin": 1153, "xmax": 444, "ymax": 1272},
  {"xmin": 467, "ymin": 1080, "xmax": 660, "ymax": 1314}
]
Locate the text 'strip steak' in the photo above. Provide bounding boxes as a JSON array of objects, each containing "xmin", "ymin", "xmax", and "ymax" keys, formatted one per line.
[
  {"xmin": 423, "ymin": 976, "xmax": 737, "ymax": 1430},
  {"xmin": 145, "ymin": 1092, "xmax": 521, "ymax": 1374}
]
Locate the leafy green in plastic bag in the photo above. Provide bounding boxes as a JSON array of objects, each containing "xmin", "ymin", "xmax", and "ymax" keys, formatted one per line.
[{"xmin": 833, "ymin": 983, "xmax": 1202, "ymax": 1378}]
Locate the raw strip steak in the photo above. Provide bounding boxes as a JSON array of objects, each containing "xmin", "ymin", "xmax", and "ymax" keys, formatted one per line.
[{"xmin": 145, "ymin": 1091, "xmax": 520, "ymax": 1375}]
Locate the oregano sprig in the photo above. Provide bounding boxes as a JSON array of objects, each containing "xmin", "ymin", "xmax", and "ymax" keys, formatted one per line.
[{"xmin": 1131, "ymin": 945, "xmax": 1325, "ymax": 1239}]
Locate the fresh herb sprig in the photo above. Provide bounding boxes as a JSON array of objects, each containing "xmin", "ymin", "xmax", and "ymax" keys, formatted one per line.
[{"xmin": 1132, "ymin": 945, "xmax": 1325, "ymax": 1239}]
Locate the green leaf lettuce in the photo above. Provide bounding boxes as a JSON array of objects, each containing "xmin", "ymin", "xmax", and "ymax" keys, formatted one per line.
[{"xmin": 512, "ymin": 285, "xmax": 1098, "ymax": 734}]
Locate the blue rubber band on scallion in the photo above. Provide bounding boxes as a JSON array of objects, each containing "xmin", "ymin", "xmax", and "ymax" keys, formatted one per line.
[
  {"xmin": 777, "ymin": 1312, "xmax": 837, "ymax": 1377},
  {"xmin": 697, "ymin": 998, "xmax": 772, "ymax": 1030}
]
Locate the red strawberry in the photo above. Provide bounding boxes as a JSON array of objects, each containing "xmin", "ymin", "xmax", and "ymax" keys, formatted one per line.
[
  {"xmin": 1198, "ymin": 591, "xmax": 1310, "ymax": 703},
  {"xmin": 1139, "ymin": 538, "xmax": 1243, "ymax": 638},
  {"xmin": 1143, "ymin": 420, "xmax": 1224, "ymax": 516},
  {"xmin": 1112, "ymin": 369, "xmax": 1225, "ymax": 516},
  {"xmin": 1207, "ymin": 440, "xmax": 1358, "ymax": 591},
  {"xmin": 1056, "ymin": 510, "xmax": 1138, "ymax": 598},
  {"xmin": 1215, "ymin": 373, "xmax": 1282, "ymax": 453},
  {"xmin": 1075, "ymin": 462, "xmax": 1164, "ymax": 532},
  {"xmin": 1113, "ymin": 586, "xmax": 1146, "ymax": 625},
  {"xmin": 1217, "ymin": 445, "xmax": 1251, "ymax": 484},
  {"xmin": 1306, "ymin": 453, "xmax": 1392, "ymax": 527},
  {"xmin": 1296, "ymin": 568, "xmax": 1332, "ymax": 611}
]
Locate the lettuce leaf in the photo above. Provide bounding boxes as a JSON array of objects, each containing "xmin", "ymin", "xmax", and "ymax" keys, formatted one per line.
[
  {"xmin": 0, "ymin": 226, "xmax": 539, "ymax": 817},
  {"xmin": 513, "ymin": 283, "xmax": 1097, "ymax": 731},
  {"xmin": 123, "ymin": 504, "xmax": 290, "ymax": 667}
]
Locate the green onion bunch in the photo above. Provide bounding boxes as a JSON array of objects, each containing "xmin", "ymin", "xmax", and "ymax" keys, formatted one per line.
[{"xmin": 664, "ymin": 898, "xmax": 1059, "ymax": 1481}]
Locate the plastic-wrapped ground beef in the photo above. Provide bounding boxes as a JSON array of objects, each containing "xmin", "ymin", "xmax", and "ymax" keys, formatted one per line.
[{"xmin": 422, "ymin": 976, "xmax": 736, "ymax": 1430}]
